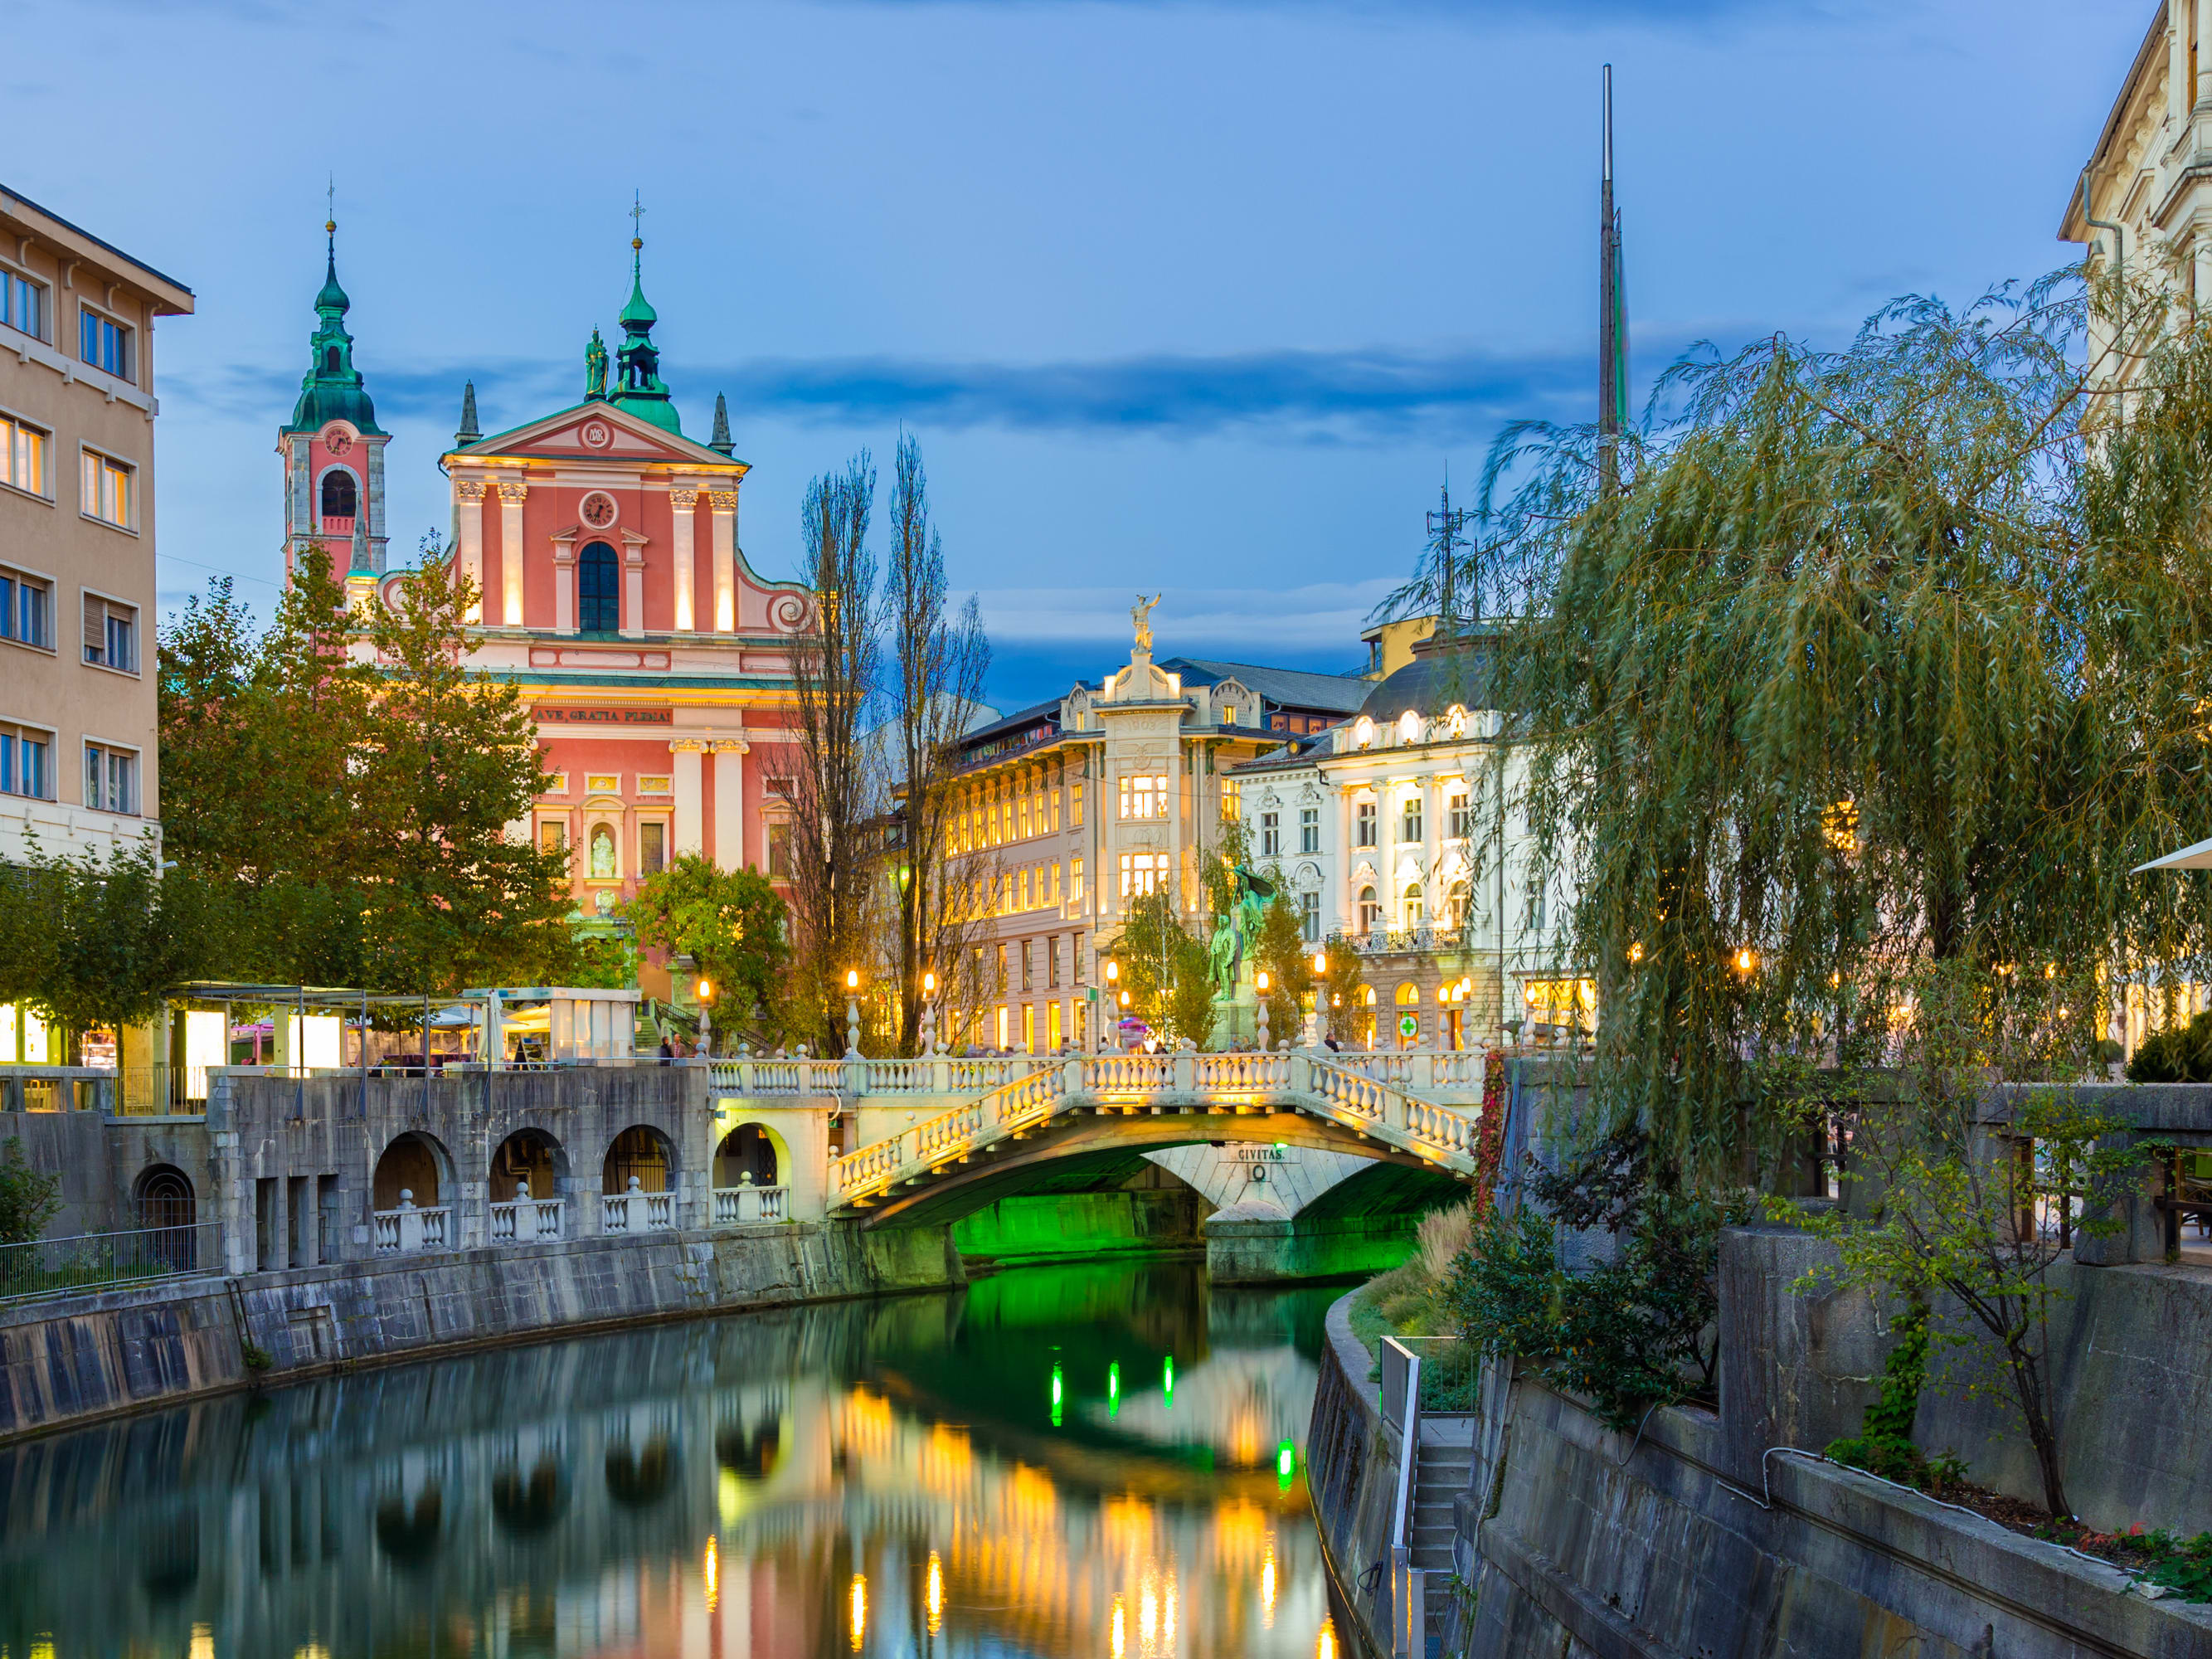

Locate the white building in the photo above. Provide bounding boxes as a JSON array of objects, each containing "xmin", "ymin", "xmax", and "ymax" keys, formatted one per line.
[{"xmin": 1232, "ymin": 628, "xmax": 1583, "ymax": 1050}]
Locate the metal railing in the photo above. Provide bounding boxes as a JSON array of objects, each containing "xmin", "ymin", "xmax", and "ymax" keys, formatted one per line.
[
  {"xmin": 0, "ymin": 1222, "xmax": 216, "ymax": 1304},
  {"xmin": 1381, "ymin": 1335, "xmax": 1426, "ymax": 1659}
]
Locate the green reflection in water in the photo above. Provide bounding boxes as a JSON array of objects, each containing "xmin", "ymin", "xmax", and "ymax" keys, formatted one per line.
[{"xmin": 0, "ymin": 1258, "xmax": 1351, "ymax": 1659}]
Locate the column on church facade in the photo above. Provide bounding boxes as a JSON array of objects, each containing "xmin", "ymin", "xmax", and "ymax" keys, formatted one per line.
[
  {"xmin": 497, "ymin": 481, "xmax": 527, "ymax": 626},
  {"xmin": 671, "ymin": 741, "xmax": 706, "ymax": 857},
  {"xmin": 712, "ymin": 740, "xmax": 747, "ymax": 871},
  {"xmin": 551, "ymin": 533, "xmax": 576, "ymax": 633},
  {"xmin": 709, "ymin": 490, "xmax": 738, "ymax": 631},
  {"xmin": 668, "ymin": 489, "xmax": 698, "ymax": 630},
  {"xmin": 621, "ymin": 538, "xmax": 645, "ymax": 640},
  {"xmin": 455, "ymin": 480, "xmax": 487, "ymax": 622}
]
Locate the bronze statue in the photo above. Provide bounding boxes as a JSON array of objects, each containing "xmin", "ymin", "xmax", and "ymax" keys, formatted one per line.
[{"xmin": 586, "ymin": 328, "xmax": 609, "ymax": 400}]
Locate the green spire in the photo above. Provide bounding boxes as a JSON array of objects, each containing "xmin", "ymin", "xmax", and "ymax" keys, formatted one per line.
[
  {"xmin": 285, "ymin": 215, "xmax": 383, "ymax": 436},
  {"xmin": 607, "ymin": 197, "xmax": 681, "ymax": 434}
]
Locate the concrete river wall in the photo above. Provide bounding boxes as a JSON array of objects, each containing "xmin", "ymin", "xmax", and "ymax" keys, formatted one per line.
[{"xmin": 0, "ymin": 1221, "xmax": 960, "ymax": 1443}]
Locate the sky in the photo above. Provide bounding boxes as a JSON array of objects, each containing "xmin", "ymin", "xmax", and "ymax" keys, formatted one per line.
[{"xmin": 5, "ymin": 0, "xmax": 2156, "ymax": 713}]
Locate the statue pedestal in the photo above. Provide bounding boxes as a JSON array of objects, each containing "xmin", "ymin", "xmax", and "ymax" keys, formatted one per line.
[{"xmin": 1207, "ymin": 989, "xmax": 1260, "ymax": 1050}]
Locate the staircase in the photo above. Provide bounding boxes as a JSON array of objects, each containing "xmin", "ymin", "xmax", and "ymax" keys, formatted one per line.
[{"xmin": 1412, "ymin": 1424, "xmax": 1475, "ymax": 1632}]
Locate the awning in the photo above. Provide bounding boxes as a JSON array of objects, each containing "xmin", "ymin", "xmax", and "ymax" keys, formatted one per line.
[{"xmin": 2134, "ymin": 834, "xmax": 2212, "ymax": 873}]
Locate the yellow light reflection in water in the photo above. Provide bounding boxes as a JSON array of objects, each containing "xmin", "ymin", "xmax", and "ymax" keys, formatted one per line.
[
  {"xmin": 189, "ymin": 1628, "xmax": 215, "ymax": 1659},
  {"xmin": 848, "ymin": 1574, "xmax": 867, "ymax": 1652},
  {"xmin": 703, "ymin": 1535, "xmax": 718, "ymax": 1610},
  {"xmin": 29, "ymin": 1639, "xmax": 56, "ymax": 1659},
  {"xmin": 926, "ymin": 1551, "xmax": 944, "ymax": 1635},
  {"xmin": 1140, "ymin": 1574, "xmax": 1159, "ymax": 1647},
  {"xmin": 1165, "ymin": 1570, "xmax": 1179, "ymax": 1648},
  {"xmin": 1317, "ymin": 1617, "xmax": 1339, "ymax": 1659},
  {"xmin": 1110, "ymin": 1593, "xmax": 1127, "ymax": 1659},
  {"xmin": 1262, "ymin": 1534, "xmax": 1278, "ymax": 1628}
]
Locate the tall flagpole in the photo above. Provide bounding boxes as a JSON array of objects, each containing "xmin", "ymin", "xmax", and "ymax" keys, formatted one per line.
[{"xmin": 1599, "ymin": 64, "xmax": 1623, "ymax": 498}]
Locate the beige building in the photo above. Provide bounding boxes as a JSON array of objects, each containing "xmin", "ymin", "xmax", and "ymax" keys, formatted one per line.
[
  {"xmin": 0, "ymin": 186, "xmax": 192, "ymax": 885},
  {"xmin": 936, "ymin": 625, "xmax": 1369, "ymax": 1053}
]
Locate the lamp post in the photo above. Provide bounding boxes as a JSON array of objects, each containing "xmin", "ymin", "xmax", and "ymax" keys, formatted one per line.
[
  {"xmin": 695, "ymin": 977, "xmax": 714, "ymax": 1058},
  {"xmin": 1311, "ymin": 948, "xmax": 1328, "ymax": 1046},
  {"xmin": 921, "ymin": 969, "xmax": 938, "ymax": 1055},
  {"xmin": 1103, "ymin": 960, "xmax": 1120, "ymax": 1052},
  {"xmin": 1256, "ymin": 969, "xmax": 1274, "ymax": 1052},
  {"xmin": 844, "ymin": 969, "xmax": 861, "ymax": 1058}
]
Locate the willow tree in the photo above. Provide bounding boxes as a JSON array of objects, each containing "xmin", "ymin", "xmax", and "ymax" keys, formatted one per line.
[{"xmin": 1478, "ymin": 275, "xmax": 2212, "ymax": 1175}]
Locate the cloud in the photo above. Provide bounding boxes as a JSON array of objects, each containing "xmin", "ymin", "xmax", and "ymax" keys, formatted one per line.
[
  {"xmin": 982, "ymin": 578, "xmax": 1396, "ymax": 647},
  {"xmin": 168, "ymin": 341, "xmax": 1612, "ymax": 443}
]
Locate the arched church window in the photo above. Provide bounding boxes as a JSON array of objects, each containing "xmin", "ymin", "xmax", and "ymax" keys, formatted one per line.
[
  {"xmin": 579, "ymin": 542, "xmax": 620, "ymax": 633},
  {"xmin": 320, "ymin": 469, "xmax": 356, "ymax": 519},
  {"xmin": 323, "ymin": 345, "xmax": 341, "ymax": 373}
]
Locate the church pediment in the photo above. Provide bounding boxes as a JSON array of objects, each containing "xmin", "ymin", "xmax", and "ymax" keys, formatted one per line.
[{"xmin": 447, "ymin": 400, "xmax": 745, "ymax": 473}]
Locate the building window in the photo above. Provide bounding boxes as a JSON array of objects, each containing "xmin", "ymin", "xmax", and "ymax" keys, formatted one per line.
[
  {"xmin": 538, "ymin": 820, "xmax": 568, "ymax": 858},
  {"xmin": 1448, "ymin": 790, "xmax": 1471, "ymax": 839},
  {"xmin": 0, "ymin": 567, "xmax": 53, "ymax": 650},
  {"xmin": 1049, "ymin": 779, "xmax": 1062, "ymax": 832},
  {"xmin": 0, "ymin": 413, "xmax": 50, "ymax": 497},
  {"xmin": 1261, "ymin": 810, "xmax": 1280, "ymax": 857},
  {"xmin": 766, "ymin": 820, "xmax": 791, "ymax": 877},
  {"xmin": 1, "ymin": 265, "xmax": 46, "ymax": 342},
  {"xmin": 0, "ymin": 721, "xmax": 53, "ymax": 799},
  {"xmin": 1020, "ymin": 867, "xmax": 1033, "ymax": 910},
  {"xmin": 996, "ymin": 945, "xmax": 1009, "ymax": 992},
  {"xmin": 1047, "ymin": 936, "xmax": 1062, "ymax": 989},
  {"xmin": 1073, "ymin": 935, "xmax": 1087, "ymax": 985},
  {"xmin": 1119, "ymin": 850, "xmax": 1164, "ymax": 898},
  {"xmin": 1403, "ymin": 883, "xmax": 1424, "ymax": 928},
  {"xmin": 1022, "ymin": 941, "xmax": 1034, "ymax": 992},
  {"xmin": 1071, "ymin": 857, "xmax": 1085, "ymax": 902},
  {"xmin": 639, "ymin": 820, "xmax": 666, "ymax": 876},
  {"xmin": 1300, "ymin": 890, "xmax": 1320, "ymax": 942},
  {"xmin": 1359, "ymin": 884, "xmax": 1381, "ymax": 932},
  {"xmin": 84, "ymin": 742, "xmax": 136, "ymax": 815},
  {"xmin": 1051, "ymin": 861, "xmax": 1062, "ymax": 903},
  {"xmin": 1354, "ymin": 800, "xmax": 1377, "ymax": 847},
  {"xmin": 1220, "ymin": 704, "xmax": 1236, "ymax": 726},
  {"xmin": 1222, "ymin": 779, "xmax": 1241, "ymax": 820},
  {"xmin": 1447, "ymin": 880, "xmax": 1470, "ymax": 930},
  {"xmin": 1071, "ymin": 778, "xmax": 1084, "ymax": 825},
  {"xmin": 80, "ymin": 450, "xmax": 134, "ymax": 529},
  {"xmin": 320, "ymin": 469, "xmax": 357, "ymax": 520},
  {"xmin": 578, "ymin": 542, "xmax": 620, "ymax": 633},
  {"xmin": 1400, "ymin": 795, "xmax": 1423, "ymax": 843},
  {"xmin": 81, "ymin": 595, "xmax": 137, "ymax": 673},
  {"xmin": 1299, "ymin": 806, "xmax": 1319, "ymax": 854},
  {"xmin": 1120, "ymin": 772, "xmax": 1168, "ymax": 820},
  {"xmin": 79, "ymin": 306, "xmax": 132, "ymax": 380}
]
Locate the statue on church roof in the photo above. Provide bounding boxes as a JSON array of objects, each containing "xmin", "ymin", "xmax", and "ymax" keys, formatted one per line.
[{"xmin": 585, "ymin": 328, "xmax": 609, "ymax": 401}]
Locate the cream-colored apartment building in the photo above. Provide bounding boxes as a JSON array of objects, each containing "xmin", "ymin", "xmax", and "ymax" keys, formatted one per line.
[{"xmin": 0, "ymin": 186, "xmax": 192, "ymax": 872}]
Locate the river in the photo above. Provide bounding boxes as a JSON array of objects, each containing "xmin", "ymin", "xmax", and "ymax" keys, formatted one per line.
[{"xmin": 0, "ymin": 1260, "xmax": 1350, "ymax": 1659}]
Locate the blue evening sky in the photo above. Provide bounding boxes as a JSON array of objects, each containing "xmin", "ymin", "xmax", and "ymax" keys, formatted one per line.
[{"xmin": 7, "ymin": 0, "xmax": 2151, "ymax": 712}]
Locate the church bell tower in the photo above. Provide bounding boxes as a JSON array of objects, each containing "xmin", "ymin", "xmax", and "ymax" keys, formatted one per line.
[{"xmin": 279, "ymin": 208, "xmax": 388, "ymax": 583}]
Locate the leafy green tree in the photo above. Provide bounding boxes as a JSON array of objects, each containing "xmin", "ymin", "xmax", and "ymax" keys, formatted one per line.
[
  {"xmin": 0, "ymin": 842, "xmax": 214, "ymax": 1033},
  {"xmin": 624, "ymin": 855, "xmax": 791, "ymax": 1047},
  {"xmin": 0, "ymin": 1139, "xmax": 62, "ymax": 1246},
  {"xmin": 1253, "ymin": 891, "xmax": 1314, "ymax": 1043},
  {"xmin": 1469, "ymin": 279, "xmax": 2212, "ymax": 1174},
  {"xmin": 1105, "ymin": 890, "xmax": 1214, "ymax": 1048},
  {"xmin": 1783, "ymin": 961, "xmax": 2144, "ymax": 1521}
]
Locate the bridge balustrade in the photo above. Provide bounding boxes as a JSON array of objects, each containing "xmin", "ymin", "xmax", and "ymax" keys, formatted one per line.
[{"xmin": 1191, "ymin": 1052, "xmax": 1290, "ymax": 1092}]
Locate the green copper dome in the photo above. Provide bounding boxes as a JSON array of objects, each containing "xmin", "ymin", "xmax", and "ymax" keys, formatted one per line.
[
  {"xmin": 284, "ymin": 229, "xmax": 383, "ymax": 436},
  {"xmin": 608, "ymin": 237, "xmax": 680, "ymax": 434}
]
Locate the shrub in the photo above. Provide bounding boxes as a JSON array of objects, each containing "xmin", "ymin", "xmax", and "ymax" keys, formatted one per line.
[{"xmin": 0, "ymin": 1138, "xmax": 62, "ymax": 1246}]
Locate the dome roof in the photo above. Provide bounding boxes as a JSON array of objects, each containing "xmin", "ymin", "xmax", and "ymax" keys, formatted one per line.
[{"xmin": 1354, "ymin": 634, "xmax": 1514, "ymax": 724}]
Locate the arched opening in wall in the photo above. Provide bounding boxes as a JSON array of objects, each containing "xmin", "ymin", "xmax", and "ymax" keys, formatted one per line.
[
  {"xmin": 133, "ymin": 1165, "xmax": 198, "ymax": 1269},
  {"xmin": 714, "ymin": 1123, "xmax": 780, "ymax": 1189},
  {"xmin": 489, "ymin": 1129, "xmax": 565, "ymax": 1202},
  {"xmin": 1446, "ymin": 879, "xmax": 1469, "ymax": 932},
  {"xmin": 319, "ymin": 468, "xmax": 355, "ymax": 520},
  {"xmin": 1358, "ymin": 884, "xmax": 1381, "ymax": 933},
  {"xmin": 373, "ymin": 1131, "xmax": 446, "ymax": 1209},
  {"xmin": 1402, "ymin": 883, "xmax": 1424, "ymax": 929},
  {"xmin": 604, "ymin": 1125, "xmax": 673, "ymax": 1194},
  {"xmin": 578, "ymin": 541, "xmax": 620, "ymax": 633},
  {"xmin": 716, "ymin": 1410, "xmax": 782, "ymax": 1482},
  {"xmin": 587, "ymin": 821, "xmax": 619, "ymax": 880},
  {"xmin": 374, "ymin": 1486, "xmax": 445, "ymax": 1568},
  {"xmin": 323, "ymin": 345, "xmax": 341, "ymax": 374},
  {"xmin": 491, "ymin": 1458, "xmax": 569, "ymax": 1536},
  {"xmin": 605, "ymin": 1435, "xmax": 677, "ymax": 1508},
  {"xmin": 1394, "ymin": 981, "xmax": 1422, "ymax": 1049}
]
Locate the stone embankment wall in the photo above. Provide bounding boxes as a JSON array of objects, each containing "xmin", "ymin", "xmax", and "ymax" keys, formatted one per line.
[
  {"xmin": 0, "ymin": 1220, "xmax": 959, "ymax": 1443},
  {"xmin": 1307, "ymin": 1287, "xmax": 2212, "ymax": 1659}
]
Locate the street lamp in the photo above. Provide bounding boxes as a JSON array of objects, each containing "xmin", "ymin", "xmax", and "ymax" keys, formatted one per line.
[
  {"xmin": 921, "ymin": 969, "xmax": 939, "ymax": 1054},
  {"xmin": 844, "ymin": 969, "xmax": 862, "ymax": 1058},
  {"xmin": 695, "ymin": 979, "xmax": 714, "ymax": 1056},
  {"xmin": 1255, "ymin": 969, "xmax": 1271, "ymax": 1052}
]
